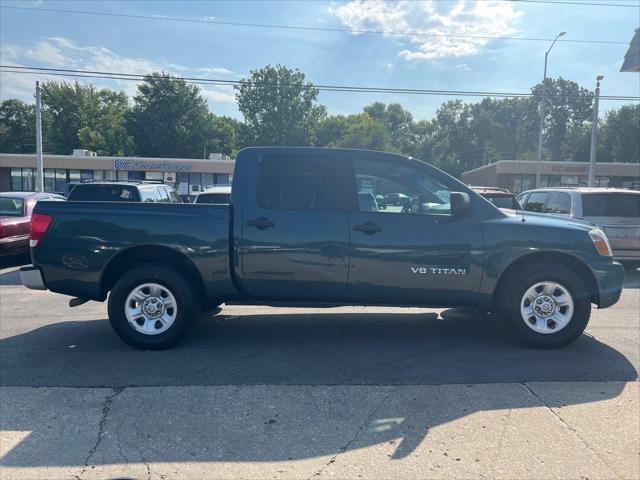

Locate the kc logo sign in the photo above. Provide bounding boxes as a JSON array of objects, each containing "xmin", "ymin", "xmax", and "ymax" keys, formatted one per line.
[
  {"xmin": 114, "ymin": 158, "xmax": 132, "ymax": 170},
  {"xmin": 113, "ymin": 159, "xmax": 192, "ymax": 172}
]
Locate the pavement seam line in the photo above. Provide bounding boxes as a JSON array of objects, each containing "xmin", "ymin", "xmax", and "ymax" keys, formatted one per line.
[
  {"xmin": 75, "ymin": 387, "xmax": 125, "ymax": 480},
  {"xmin": 309, "ymin": 386, "xmax": 396, "ymax": 479},
  {"xmin": 520, "ymin": 382, "xmax": 622, "ymax": 480}
]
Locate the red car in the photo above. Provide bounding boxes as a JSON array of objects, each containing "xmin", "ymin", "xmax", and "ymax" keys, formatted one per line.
[{"xmin": 0, "ymin": 192, "xmax": 65, "ymax": 258}]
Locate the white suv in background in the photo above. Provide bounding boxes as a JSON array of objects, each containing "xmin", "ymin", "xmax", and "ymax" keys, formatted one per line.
[
  {"xmin": 517, "ymin": 188, "xmax": 640, "ymax": 265},
  {"xmin": 193, "ymin": 185, "xmax": 232, "ymax": 204}
]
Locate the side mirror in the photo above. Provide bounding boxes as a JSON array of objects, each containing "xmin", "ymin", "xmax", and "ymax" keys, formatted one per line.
[{"xmin": 450, "ymin": 192, "xmax": 471, "ymax": 216}]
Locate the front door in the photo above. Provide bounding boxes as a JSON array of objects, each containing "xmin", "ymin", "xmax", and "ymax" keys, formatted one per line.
[
  {"xmin": 239, "ymin": 153, "xmax": 350, "ymax": 301},
  {"xmin": 346, "ymin": 157, "xmax": 483, "ymax": 307}
]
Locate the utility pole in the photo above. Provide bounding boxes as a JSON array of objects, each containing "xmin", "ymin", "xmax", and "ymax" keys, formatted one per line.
[
  {"xmin": 588, "ymin": 75, "xmax": 604, "ymax": 187},
  {"xmin": 35, "ymin": 81, "xmax": 44, "ymax": 192},
  {"xmin": 482, "ymin": 140, "xmax": 488, "ymax": 167},
  {"xmin": 535, "ymin": 31, "xmax": 566, "ymax": 188}
]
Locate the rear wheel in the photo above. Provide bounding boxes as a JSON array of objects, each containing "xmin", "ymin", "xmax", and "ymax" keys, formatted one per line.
[
  {"xmin": 501, "ymin": 263, "xmax": 591, "ymax": 348},
  {"xmin": 108, "ymin": 266, "xmax": 198, "ymax": 350}
]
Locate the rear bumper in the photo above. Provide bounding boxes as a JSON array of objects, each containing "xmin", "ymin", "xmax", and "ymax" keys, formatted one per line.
[
  {"xmin": 594, "ymin": 261, "xmax": 625, "ymax": 309},
  {"xmin": 613, "ymin": 249, "xmax": 640, "ymax": 262},
  {"xmin": 0, "ymin": 236, "xmax": 28, "ymax": 257},
  {"xmin": 19, "ymin": 266, "xmax": 47, "ymax": 290}
]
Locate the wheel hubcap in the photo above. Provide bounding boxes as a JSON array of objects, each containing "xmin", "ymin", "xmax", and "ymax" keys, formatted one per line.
[
  {"xmin": 520, "ymin": 281, "xmax": 574, "ymax": 334},
  {"xmin": 125, "ymin": 283, "xmax": 177, "ymax": 335}
]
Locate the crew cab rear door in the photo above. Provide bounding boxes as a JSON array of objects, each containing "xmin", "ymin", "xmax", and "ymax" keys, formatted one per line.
[
  {"xmin": 345, "ymin": 155, "xmax": 484, "ymax": 307},
  {"xmin": 238, "ymin": 153, "xmax": 350, "ymax": 301}
]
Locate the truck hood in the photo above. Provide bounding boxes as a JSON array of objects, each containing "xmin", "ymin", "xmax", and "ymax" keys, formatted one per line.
[{"xmin": 500, "ymin": 209, "xmax": 595, "ymax": 231}]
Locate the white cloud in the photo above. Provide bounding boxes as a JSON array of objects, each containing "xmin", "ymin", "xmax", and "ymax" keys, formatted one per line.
[
  {"xmin": 329, "ymin": 0, "xmax": 522, "ymax": 61},
  {"xmin": 23, "ymin": 40, "xmax": 74, "ymax": 65},
  {"xmin": 201, "ymin": 85, "xmax": 236, "ymax": 103},
  {"xmin": 0, "ymin": 37, "xmax": 235, "ymax": 105}
]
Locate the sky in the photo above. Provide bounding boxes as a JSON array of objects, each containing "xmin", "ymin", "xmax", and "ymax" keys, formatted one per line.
[{"xmin": 1, "ymin": 0, "xmax": 639, "ymax": 121}]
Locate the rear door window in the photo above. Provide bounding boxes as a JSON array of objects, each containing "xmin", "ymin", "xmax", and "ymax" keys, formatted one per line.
[
  {"xmin": 156, "ymin": 187, "xmax": 170, "ymax": 202},
  {"xmin": 68, "ymin": 185, "xmax": 140, "ymax": 201},
  {"xmin": 582, "ymin": 193, "xmax": 640, "ymax": 218},
  {"xmin": 139, "ymin": 187, "xmax": 160, "ymax": 202},
  {"xmin": 259, "ymin": 155, "xmax": 339, "ymax": 212},
  {"xmin": 165, "ymin": 187, "xmax": 181, "ymax": 203},
  {"xmin": 523, "ymin": 192, "xmax": 550, "ymax": 213},
  {"xmin": 517, "ymin": 192, "xmax": 529, "ymax": 206},
  {"xmin": 0, "ymin": 197, "xmax": 25, "ymax": 216},
  {"xmin": 544, "ymin": 192, "xmax": 572, "ymax": 215}
]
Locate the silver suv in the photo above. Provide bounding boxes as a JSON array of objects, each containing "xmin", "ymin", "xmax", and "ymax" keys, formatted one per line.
[{"xmin": 517, "ymin": 188, "xmax": 640, "ymax": 264}]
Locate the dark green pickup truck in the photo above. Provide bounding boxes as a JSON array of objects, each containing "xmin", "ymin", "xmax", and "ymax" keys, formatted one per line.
[{"xmin": 21, "ymin": 147, "xmax": 624, "ymax": 350}]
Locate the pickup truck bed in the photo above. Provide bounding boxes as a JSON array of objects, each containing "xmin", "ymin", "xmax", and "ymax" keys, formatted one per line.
[{"xmin": 28, "ymin": 201, "xmax": 236, "ymax": 304}]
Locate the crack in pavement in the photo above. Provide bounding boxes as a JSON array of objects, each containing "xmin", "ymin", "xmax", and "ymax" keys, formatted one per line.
[
  {"xmin": 520, "ymin": 382, "xmax": 621, "ymax": 480},
  {"xmin": 309, "ymin": 387, "xmax": 396, "ymax": 479},
  {"xmin": 75, "ymin": 387, "xmax": 125, "ymax": 480}
]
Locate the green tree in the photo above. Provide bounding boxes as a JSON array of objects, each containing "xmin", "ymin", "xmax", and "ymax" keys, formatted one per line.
[
  {"xmin": 599, "ymin": 104, "xmax": 640, "ymax": 163},
  {"xmin": 0, "ymin": 99, "xmax": 37, "ymax": 153},
  {"xmin": 41, "ymin": 81, "xmax": 134, "ymax": 155},
  {"xmin": 363, "ymin": 102, "xmax": 414, "ymax": 152},
  {"xmin": 235, "ymin": 64, "xmax": 326, "ymax": 146},
  {"xmin": 531, "ymin": 77, "xmax": 594, "ymax": 160},
  {"xmin": 429, "ymin": 100, "xmax": 476, "ymax": 175},
  {"xmin": 404, "ymin": 119, "xmax": 435, "ymax": 160},
  {"xmin": 560, "ymin": 124, "xmax": 591, "ymax": 163},
  {"xmin": 129, "ymin": 72, "xmax": 216, "ymax": 158},
  {"xmin": 315, "ymin": 115, "xmax": 349, "ymax": 147},
  {"xmin": 334, "ymin": 113, "xmax": 394, "ymax": 151},
  {"xmin": 206, "ymin": 115, "xmax": 238, "ymax": 157}
]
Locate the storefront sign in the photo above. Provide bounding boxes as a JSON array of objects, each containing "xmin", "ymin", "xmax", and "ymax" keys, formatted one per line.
[
  {"xmin": 550, "ymin": 165, "xmax": 588, "ymax": 174},
  {"xmin": 113, "ymin": 158, "xmax": 192, "ymax": 172}
]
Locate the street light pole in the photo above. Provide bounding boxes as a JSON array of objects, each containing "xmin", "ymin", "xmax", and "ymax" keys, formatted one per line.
[
  {"xmin": 535, "ymin": 31, "xmax": 566, "ymax": 188},
  {"xmin": 35, "ymin": 81, "xmax": 44, "ymax": 192},
  {"xmin": 588, "ymin": 75, "xmax": 604, "ymax": 187}
]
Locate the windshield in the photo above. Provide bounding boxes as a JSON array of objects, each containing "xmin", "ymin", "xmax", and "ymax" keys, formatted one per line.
[
  {"xmin": 582, "ymin": 193, "xmax": 640, "ymax": 218},
  {"xmin": 0, "ymin": 197, "xmax": 25, "ymax": 216}
]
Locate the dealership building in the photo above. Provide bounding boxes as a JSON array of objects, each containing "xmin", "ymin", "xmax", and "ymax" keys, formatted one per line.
[
  {"xmin": 461, "ymin": 160, "xmax": 640, "ymax": 193},
  {"xmin": 0, "ymin": 151, "xmax": 235, "ymax": 195}
]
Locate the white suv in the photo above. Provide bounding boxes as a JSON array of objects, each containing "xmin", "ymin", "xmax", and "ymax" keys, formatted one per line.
[{"xmin": 517, "ymin": 188, "xmax": 640, "ymax": 264}]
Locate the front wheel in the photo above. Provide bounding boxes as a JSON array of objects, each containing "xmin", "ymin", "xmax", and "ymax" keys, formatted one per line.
[
  {"xmin": 502, "ymin": 263, "xmax": 591, "ymax": 348},
  {"xmin": 108, "ymin": 266, "xmax": 198, "ymax": 350}
]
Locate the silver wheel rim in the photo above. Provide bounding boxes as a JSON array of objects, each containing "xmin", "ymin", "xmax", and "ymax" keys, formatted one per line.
[
  {"xmin": 520, "ymin": 281, "xmax": 574, "ymax": 334},
  {"xmin": 124, "ymin": 283, "xmax": 177, "ymax": 335}
]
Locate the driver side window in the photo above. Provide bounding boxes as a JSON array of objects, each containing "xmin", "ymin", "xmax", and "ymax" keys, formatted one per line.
[{"xmin": 352, "ymin": 158, "xmax": 453, "ymax": 216}]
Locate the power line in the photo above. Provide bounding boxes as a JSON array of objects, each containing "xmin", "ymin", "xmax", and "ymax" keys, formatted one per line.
[
  {"xmin": 0, "ymin": 5, "xmax": 629, "ymax": 45},
  {"xmin": 507, "ymin": 0, "xmax": 639, "ymax": 7},
  {"xmin": 2, "ymin": 65, "xmax": 638, "ymax": 101}
]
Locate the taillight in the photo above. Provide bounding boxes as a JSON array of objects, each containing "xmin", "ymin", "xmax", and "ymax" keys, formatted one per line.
[
  {"xmin": 0, "ymin": 224, "xmax": 5, "ymax": 239},
  {"xmin": 30, "ymin": 213, "xmax": 53, "ymax": 249}
]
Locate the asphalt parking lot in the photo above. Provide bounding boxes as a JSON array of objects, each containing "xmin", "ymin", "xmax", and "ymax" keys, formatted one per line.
[{"xmin": 1, "ymin": 258, "xmax": 639, "ymax": 479}]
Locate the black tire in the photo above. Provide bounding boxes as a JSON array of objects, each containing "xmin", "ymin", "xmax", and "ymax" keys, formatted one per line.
[
  {"xmin": 501, "ymin": 262, "xmax": 591, "ymax": 349},
  {"xmin": 107, "ymin": 265, "xmax": 198, "ymax": 350}
]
